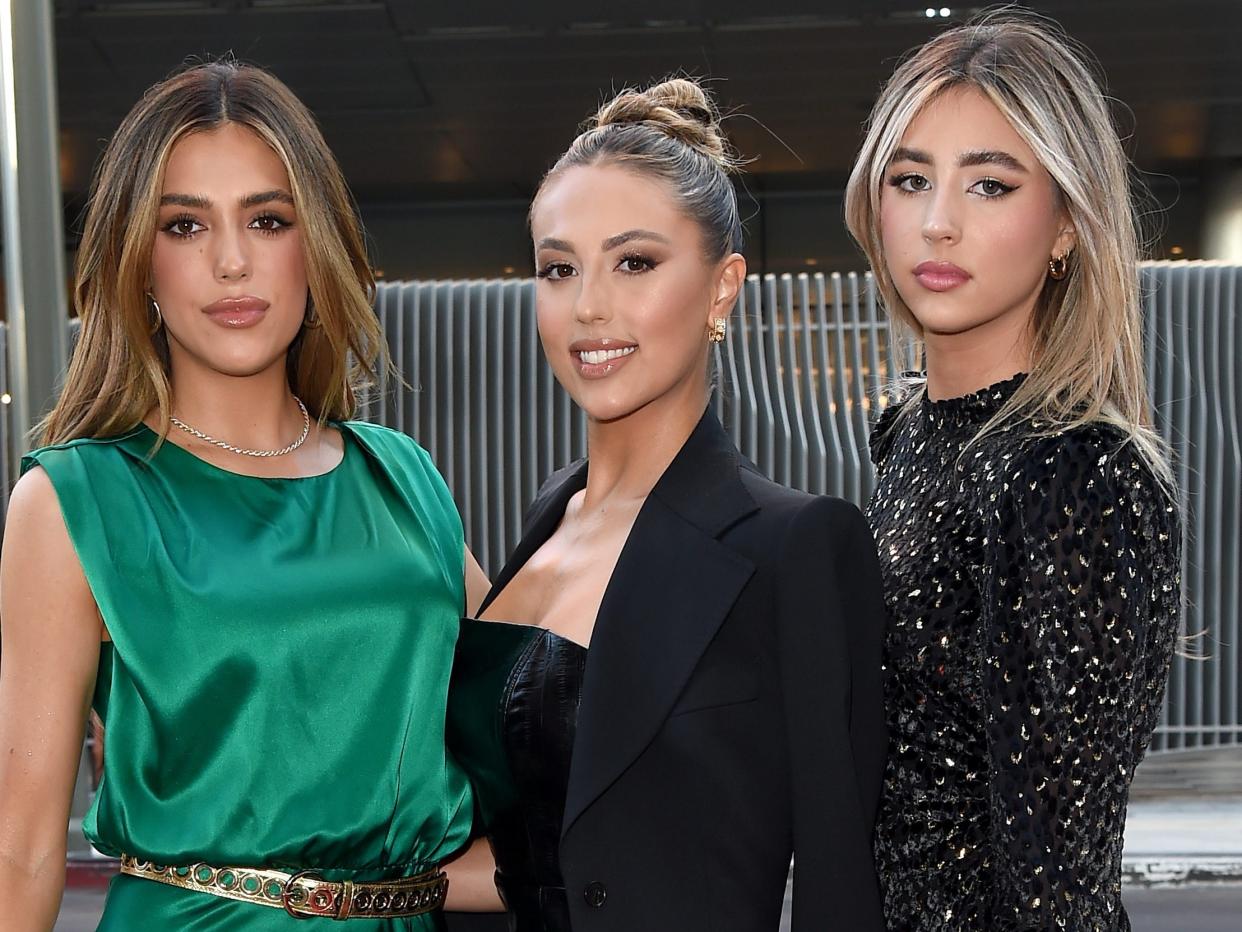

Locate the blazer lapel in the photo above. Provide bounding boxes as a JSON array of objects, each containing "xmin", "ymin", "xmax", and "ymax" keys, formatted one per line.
[{"xmin": 562, "ymin": 411, "xmax": 758, "ymax": 840}]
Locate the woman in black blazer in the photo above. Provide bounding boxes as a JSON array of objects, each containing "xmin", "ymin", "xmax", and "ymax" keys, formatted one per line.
[{"xmin": 446, "ymin": 77, "xmax": 888, "ymax": 932}]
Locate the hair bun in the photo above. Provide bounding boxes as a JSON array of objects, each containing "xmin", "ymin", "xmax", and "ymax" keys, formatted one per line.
[{"xmin": 591, "ymin": 77, "xmax": 737, "ymax": 173}]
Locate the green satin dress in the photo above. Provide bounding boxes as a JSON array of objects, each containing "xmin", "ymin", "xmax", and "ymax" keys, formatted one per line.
[{"xmin": 23, "ymin": 421, "xmax": 473, "ymax": 930}]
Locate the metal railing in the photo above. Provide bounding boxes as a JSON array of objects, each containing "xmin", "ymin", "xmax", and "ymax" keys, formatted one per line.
[
  {"xmin": 2, "ymin": 263, "xmax": 1238, "ymax": 751},
  {"xmin": 1142, "ymin": 263, "xmax": 1241, "ymax": 750}
]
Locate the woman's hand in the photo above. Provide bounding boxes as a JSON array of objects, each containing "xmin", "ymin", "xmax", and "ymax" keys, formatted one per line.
[{"xmin": 442, "ymin": 836, "xmax": 504, "ymax": 912}]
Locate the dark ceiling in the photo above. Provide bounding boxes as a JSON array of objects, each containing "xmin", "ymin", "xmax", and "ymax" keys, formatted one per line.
[{"xmin": 53, "ymin": 0, "xmax": 1242, "ymax": 210}]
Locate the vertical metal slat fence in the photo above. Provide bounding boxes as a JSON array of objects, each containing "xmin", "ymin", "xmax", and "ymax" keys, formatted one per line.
[{"xmin": 366, "ymin": 263, "xmax": 1239, "ymax": 752}]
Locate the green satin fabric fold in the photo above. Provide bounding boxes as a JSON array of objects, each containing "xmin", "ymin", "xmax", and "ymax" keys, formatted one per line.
[
  {"xmin": 446, "ymin": 618, "xmax": 543, "ymax": 825},
  {"xmin": 23, "ymin": 422, "xmax": 471, "ymax": 930}
]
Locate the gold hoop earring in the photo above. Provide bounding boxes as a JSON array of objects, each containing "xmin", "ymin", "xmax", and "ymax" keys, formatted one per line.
[
  {"xmin": 1048, "ymin": 253, "xmax": 1069, "ymax": 281},
  {"xmin": 146, "ymin": 292, "xmax": 163, "ymax": 334},
  {"xmin": 304, "ymin": 298, "xmax": 322, "ymax": 329},
  {"xmin": 708, "ymin": 318, "xmax": 727, "ymax": 344}
]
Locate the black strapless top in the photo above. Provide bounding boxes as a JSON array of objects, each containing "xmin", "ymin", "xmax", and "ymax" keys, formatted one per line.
[{"xmin": 448, "ymin": 618, "xmax": 587, "ymax": 932}]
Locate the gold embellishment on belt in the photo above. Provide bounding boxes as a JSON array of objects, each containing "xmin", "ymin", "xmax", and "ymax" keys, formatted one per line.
[{"xmin": 119, "ymin": 855, "xmax": 448, "ymax": 920}]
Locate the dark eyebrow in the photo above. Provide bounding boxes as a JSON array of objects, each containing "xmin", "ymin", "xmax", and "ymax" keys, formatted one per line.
[
  {"xmin": 240, "ymin": 189, "xmax": 295, "ymax": 208},
  {"xmin": 890, "ymin": 147, "xmax": 932, "ymax": 165},
  {"xmin": 159, "ymin": 191, "xmax": 295, "ymax": 210},
  {"xmin": 957, "ymin": 149, "xmax": 1028, "ymax": 172},
  {"xmin": 600, "ymin": 229, "xmax": 671, "ymax": 252},
  {"xmin": 537, "ymin": 237, "xmax": 574, "ymax": 252},
  {"xmin": 160, "ymin": 193, "xmax": 210, "ymax": 209}
]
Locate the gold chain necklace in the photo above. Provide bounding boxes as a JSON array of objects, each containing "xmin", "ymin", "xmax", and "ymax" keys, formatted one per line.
[{"xmin": 169, "ymin": 398, "xmax": 311, "ymax": 458}]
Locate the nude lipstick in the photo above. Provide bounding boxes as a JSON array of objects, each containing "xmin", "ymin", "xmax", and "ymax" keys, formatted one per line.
[
  {"xmin": 569, "ymin": 338, "xmax": 638, "ymax": 380},
  {"xmin": 202, "ymin": 296, "xmax": 270, "ymax": 329}
]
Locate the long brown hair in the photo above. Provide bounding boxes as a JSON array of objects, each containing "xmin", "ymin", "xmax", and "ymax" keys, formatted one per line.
[
  {"xmin": 41, "ymin": 59, "xmax": 384, "ymax": 445},
  {"xmin": 844, "ymin": 9, "xmax": 1172, "ymax": 488}
]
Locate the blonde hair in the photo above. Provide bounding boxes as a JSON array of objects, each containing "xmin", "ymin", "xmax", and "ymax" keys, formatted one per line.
[
  {"xmin": 41, "ymin": 60, "xmax": 384, "ymax": 445},
  {"xmin": 534, "ymin": 76, "xmax": 743, "ymax": 261},
  {"xmin": 844, "ymin": 9, "xmax": 1172, "ymax": 486}
]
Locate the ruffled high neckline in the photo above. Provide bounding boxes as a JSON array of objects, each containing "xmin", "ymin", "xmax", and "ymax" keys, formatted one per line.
[{"xmin": 922, "ymin": 373, "xmax": 1028, "ymax": 427}]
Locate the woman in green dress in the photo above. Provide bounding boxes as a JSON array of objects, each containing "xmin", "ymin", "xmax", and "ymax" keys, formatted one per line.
[{"xmin": 0, "ymin": 61, "xmax": 488, "ymax": 930}]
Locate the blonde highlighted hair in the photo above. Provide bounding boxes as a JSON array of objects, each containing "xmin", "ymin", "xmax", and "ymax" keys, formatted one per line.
[
  {"xmin": 41, "ymin": 59, "xmax": 384, "ymax": 445},
  {"xmin": 844, "ymin": 8, "xmax": 1172, "ymax": 487}
]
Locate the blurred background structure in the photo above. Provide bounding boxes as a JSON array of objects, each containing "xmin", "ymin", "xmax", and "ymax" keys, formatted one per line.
[
  {"xmin": 1, "ymin": 0, "xmax": 1240, "ymax": 417},
  {"xmin": 0, "ymin": 1, "xmax": 1239, "ymax": 926},
  {"xmin": 1, "ymin": 0, "xmax": 1238, "ymax": 465},
  {"xmin": 39, "ymin": 0, "xmax": 1242, "ymax": 275}
]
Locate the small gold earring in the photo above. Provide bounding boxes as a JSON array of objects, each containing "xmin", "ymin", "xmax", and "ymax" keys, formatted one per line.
[
  {"xmin": 708, "ymin": 318, "xmax": 727, "ymax": 344},
  {"xmin": 146, "ymin": 292, "xmax": 163, "ymax": 334},
  {"xmin": 1048, "ymin": 253, "xmax": 1069, "ymax": 281}
]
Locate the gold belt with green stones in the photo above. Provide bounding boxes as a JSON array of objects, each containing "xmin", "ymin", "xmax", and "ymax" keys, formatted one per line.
[{"xmin": 119, "ymin": 854, "xmax": 448, "ymax": 920}]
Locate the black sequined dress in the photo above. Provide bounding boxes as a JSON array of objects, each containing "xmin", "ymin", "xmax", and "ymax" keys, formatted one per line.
[{"xmin": 865, "ymin": 375, "xmax": 1181, "ymax": 932}]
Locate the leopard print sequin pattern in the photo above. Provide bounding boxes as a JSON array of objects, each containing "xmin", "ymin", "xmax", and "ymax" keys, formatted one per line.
[{"xmin": 866, "ymin": 375, "xmax": 1181, "ymax": 932}]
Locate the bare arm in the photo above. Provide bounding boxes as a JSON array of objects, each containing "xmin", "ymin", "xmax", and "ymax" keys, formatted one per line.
[
  {"xmin": 464, "ymin": 548, "xmax": 491, "ymax": 618},
  {"xmin": 0, "ymin": 468, "xmax": 103, "ymax": 932}
]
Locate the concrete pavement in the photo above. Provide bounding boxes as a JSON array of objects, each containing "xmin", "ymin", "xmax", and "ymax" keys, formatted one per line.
[{"xmin": 1122, "ymin": 746, "xmax": 1242, "ymax": 886}]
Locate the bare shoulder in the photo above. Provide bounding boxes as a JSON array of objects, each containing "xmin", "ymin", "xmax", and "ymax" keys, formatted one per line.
[
  {"xmin": 5, "ymin": 466, "xmax": 69, "ymax": 543},
  {"xmin": 2, "ymin": 466, "xmax": 95, "ymax": 618}
]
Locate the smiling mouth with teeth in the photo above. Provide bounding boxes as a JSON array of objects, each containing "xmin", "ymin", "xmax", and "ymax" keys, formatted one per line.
[{"xmin": 577, "ymin": 346, "xmax": 637, "ymax": 365}]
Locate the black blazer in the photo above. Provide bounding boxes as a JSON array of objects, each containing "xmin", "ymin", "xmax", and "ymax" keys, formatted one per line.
[{"xmin": 476, "ymin": 410, "xmax": 888, "ymax": 932}]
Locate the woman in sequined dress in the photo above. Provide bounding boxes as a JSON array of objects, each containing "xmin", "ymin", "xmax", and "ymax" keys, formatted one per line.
[{"xmin": 843, "ymin": 11, "xmax": 1182, "ymax": 932}]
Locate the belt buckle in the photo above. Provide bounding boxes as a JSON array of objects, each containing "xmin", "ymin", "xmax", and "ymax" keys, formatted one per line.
[{"xmin": 283, "ymin": 869, "xmax": 345, "ymax": 920}]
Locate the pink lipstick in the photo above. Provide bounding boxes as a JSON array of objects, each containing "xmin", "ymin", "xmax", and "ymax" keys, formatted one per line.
[{"xmin": 913, "ymin": 261, "xmax": 971, "ymax": 293}]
